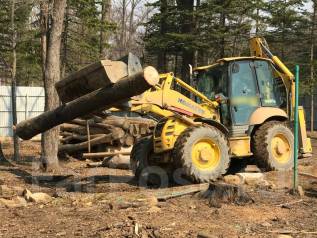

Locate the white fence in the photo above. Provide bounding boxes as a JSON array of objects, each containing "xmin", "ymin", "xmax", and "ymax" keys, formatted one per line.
[{"xmin": 0, "ymin": 86, "xmax": 45, "ymax": 137}]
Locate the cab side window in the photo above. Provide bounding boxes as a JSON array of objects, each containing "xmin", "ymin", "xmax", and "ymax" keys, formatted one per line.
[{"xmin": 255, "ymin": 60, "xmax": 282, "ymax": 107}]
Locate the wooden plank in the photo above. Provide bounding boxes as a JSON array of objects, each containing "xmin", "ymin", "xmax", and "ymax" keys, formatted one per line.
[
  {"xmin": 299, "ymin": 172, "xmax": 317, "ymax": 180},
  {"xmin": 151, "ymin": 183, "xmax": 210, "ymax": 201}
]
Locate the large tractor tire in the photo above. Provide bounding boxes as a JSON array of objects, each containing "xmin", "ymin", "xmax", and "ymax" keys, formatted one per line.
[
  {"xmin": 173, "ymin": 125, "xmax": 230, "ymax": 183},
  {"xmin": 253, "ymin": 121, "xmax": 294, "ymax": 171},
  {"xmin": 130, "ymin": 137, "xmax": 169, "ymax": 187}
]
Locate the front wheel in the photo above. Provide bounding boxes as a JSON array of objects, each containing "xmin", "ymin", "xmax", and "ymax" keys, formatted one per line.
[
  {"xmin": 173, "ymin": 125, "xmax": 230, "ymax": 183},
  {"xmin": 130, "ymin": 137, "xmax": 170, "ymax": 187}
]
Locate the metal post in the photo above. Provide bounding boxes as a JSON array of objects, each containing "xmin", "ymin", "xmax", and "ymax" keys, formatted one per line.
[
  {"xmin": 293, "ymin": 65, "xmax": 300, "ymax": 192},
  {"xmin": 25, "ymin": 94, "xmax": 28, "ymax": 120}
]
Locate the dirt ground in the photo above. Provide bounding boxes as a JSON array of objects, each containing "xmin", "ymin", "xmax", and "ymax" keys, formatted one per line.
[{"xmin": 0, "ymin": 135, "xmax": 317, "ymax": 238}]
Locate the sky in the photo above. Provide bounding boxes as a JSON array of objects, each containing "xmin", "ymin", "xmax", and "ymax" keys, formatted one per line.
[{"xmin": 304, "ymin": 1, "xmax": 313, "ymax": 12}]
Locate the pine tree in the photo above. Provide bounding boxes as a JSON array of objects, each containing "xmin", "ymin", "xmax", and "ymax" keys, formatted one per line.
[
  {"xmin": 0, "ymin": 0, "xmax": 40, "ymax": 86},
  {"xmin": 144, "ymin": 0, "xmax": 256, "ymax": 76},
  {"xmin": 264, "ymin": 0, "xmax": 308, "ymax": 60},
  {"xmin": 309, "ymin": 0, "xmax": 317, "ymax": 131},
  {"xmin": 61, "ymin": 0, "xmax": 115, "ymax": 75}
]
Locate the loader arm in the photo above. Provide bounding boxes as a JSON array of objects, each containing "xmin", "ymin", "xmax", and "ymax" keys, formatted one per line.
[
  {"xmin": 250, "ymin": 37, "xmax": 312, "ymax": 157},
  {"xmin": 250, "ymin": 37, "xmax": 295, "ymax": 107},
  {"xmin": 129, "ymin": 73, "xmax": 220, "ymax": 122}
]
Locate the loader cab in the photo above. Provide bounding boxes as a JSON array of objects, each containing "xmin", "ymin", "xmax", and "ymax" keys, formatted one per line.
[{"xmin": 195, "ymin": 58, "xmax": 286, "ymax": 127}]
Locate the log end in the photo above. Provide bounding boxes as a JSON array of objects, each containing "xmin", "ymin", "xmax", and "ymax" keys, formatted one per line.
[{"xmin": 143, "ymin": 66, "xmax": 160, "ymax": 86}]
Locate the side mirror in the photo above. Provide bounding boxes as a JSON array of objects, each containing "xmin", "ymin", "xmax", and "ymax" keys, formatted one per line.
[
  {"xmin": 232, "ymin": 63, "xmax": 240, "ymax": 74},
  {"xmin": 189, "ymin": 64, "xmax": 193, "ymax": 77},
  {"xmin": 189, "ymin": 64, "xmax": 194, "ymax": 100}
]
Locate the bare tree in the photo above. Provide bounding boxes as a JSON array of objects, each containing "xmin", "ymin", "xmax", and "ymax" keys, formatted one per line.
[
  {"xmin": 157, "ymin": 0, "xmax": 167, "ymax": 72},
  {"xmin": 40, "ymin": 1, "xmax": 48, "ymax": 82},
  {"xmin": 11, "ymin": 0, "xmax": 19, "ymax": 161},
  {"xmin": 110, "ymin": 0, "xmax": 153, "ymax": 58},
  {"xmin": 120, "ymin": 0, "xmax": 127, "ymax": 54},
  {"xmin": 0, "ymin": 54, "xmax": 13, "ymax": 165},
  {"xmin": 100, "ymin": 0, "xmax": 112, "ymax": 57},
  {"xmin": 176, "ymin": 0, "xmax": 194, "ymax": 83},
  {"xmin": 310, "ymin": 0, "xmax": 317, "ymax": 132},
  {"xmin": 41, "ymin": 0, "xmax": 67, "ymax": 171}
]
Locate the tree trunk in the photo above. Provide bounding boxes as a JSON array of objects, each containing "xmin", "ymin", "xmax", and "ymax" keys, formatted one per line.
[
  {"xmin": 40, "ymin": 1, "xmax": 48, "ymax": 167},
  {"xmin": 157, "ymin": 0, "xmax": 167, "ymax": 72},
  {"xmin": 11, "ymin": 0, "xmax": 19, "ymax": 161},
  {"xmin": 255, "ymin": 8, "xmax": 259, "ymax": 34},
  {"xmin": 61, "ymin": 3, "xmax": 69, "ymax": 78},
  {"xmin": 219, "ymin": 16, "xmax": 225, "ymax": 58},
  {"xmin": 0, "ymin": 140, "xmax": 7, "ymax": 162},
  {"xmin": 176, "ymin": 0, "xmax": 194, "ymax": 84},
  {"xmin": 120, "ymin": 0, "xmax": 127, "ymax": 57},
  {"xmin": 100, "ymin": 0, "xmax": 111, "ymax": 57},
  {"xmin": 128, "ymin": 0, "xmax": 136, "ymax": 46},
  {"xmin": 310, "ymin": 0, "xmax": 317, "ymax": 132},
  {"xmin": 41, "ymin": 0, "xmax": 67, "ymax": 171},
  {"xmin": 40, "ymin": 1, "xmax": 48, "ymax": 77},
  {"xmin": 219, "ymin": 2, "xmax": 227, "ymax": 58}
]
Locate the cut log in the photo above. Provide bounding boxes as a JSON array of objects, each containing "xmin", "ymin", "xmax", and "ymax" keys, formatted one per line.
[
  {"xmin": 15, "ymin": 66, "xmax": 159, "ymax": 140},
  {"xmin": 56, "ymin": 53, "xmax": 143, "ymax": 104},
  {"xmin": 102, "ymin": 155, "xmax": 130, "ymax": 170},
  {"xmin": 82, "ymin": 151, "xmax": 131, "ymax": 159},
  {"xmin": 59, "ymin": 134, "xmax": 112, "ymax": 152},
  {"xmin": 86, "ymin": 162, "xmax": 103, "ymax": 168},
  {"xmin": 152, "ymin": 183, "xmax": 210, "ymax": 201},
  {"xmin": 60, "ymin": 133, "xmax": 104, "ymax": 143},
  {"xmin": 60, "ymin": 124, "xmax": 106, "ymax": 135},
  {"xmin": 86, "ymin": 121, "xmax": 91, "ymax": 153},
  {"xmin": 123, "ymin": 134, "xmax": 134, "ymax": 146},
  {"xmin": 0, "ymin": 140, "xmax": 14, "ymax": 166},
  {"xmin": 55, "ymin": 60, "xmax": 128, "ymax": 103},
  {"xmin": 72, "ymin": 116, "xmax": 155, "ymax": 132}
]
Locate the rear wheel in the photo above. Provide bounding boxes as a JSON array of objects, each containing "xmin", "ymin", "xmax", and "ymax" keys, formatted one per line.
[
  {"xmin": 173, "ymin": 126, "xmax": 230, "ymax": 183},
  {"xmin": 130, "ymin": 137, "xmax": 170, "ymax": 187},
  {"xmin": 253, "ymin": 121, "xmax": 294, "ymax": 171}
]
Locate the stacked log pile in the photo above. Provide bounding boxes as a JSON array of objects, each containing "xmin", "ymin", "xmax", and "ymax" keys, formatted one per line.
[{"xmin": 58, "ymin": 115, "xmax": 156, "ymax": 158}]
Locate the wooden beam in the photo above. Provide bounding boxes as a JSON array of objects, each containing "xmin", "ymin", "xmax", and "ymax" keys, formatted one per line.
[{"xmin": 83, "ymin": 151, "xmax": 131, "ymax": 159}]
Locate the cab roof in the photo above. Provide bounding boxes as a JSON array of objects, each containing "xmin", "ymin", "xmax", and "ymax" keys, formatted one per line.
[{"xmin": 194, "ymin": 56, "xmax": 271, "ymax": 71}]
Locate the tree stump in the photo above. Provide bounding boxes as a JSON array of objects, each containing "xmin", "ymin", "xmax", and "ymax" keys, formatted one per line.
[
  {"xmin": 0, "ymin": 140, "xmax": 13, "ymax": 166},
  {"xmin": 198, "ymin": 182, "xmax": 253, "ymax": 207}
]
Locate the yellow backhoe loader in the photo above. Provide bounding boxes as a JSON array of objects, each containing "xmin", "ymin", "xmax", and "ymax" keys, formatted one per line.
[
  {"xmin": 128, "ymin": 37, "xmax": 312, "ymax": 184},
  {"xmin": 15, "ymin": 37, "xmax": 312, "ymax": 185}
]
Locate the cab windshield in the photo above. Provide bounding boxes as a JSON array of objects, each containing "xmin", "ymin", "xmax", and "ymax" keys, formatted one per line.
[{"xmin": 195, "ymin": 65, "xmax": 227, "ymax": 102}]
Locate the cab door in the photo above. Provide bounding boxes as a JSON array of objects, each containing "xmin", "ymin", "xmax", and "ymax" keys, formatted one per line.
[{"xmin": 230, "ymin": 61, "xmax": 260, "ymax": 125}]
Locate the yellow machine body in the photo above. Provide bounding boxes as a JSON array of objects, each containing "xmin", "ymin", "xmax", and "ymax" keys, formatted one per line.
[
  {"xmin": 153, "ymin": 118, "xmax": 188, "ymax": 153},
  {"xmin": 130, "ymin": 73, "xmax": 224, "ymax": 154}
]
